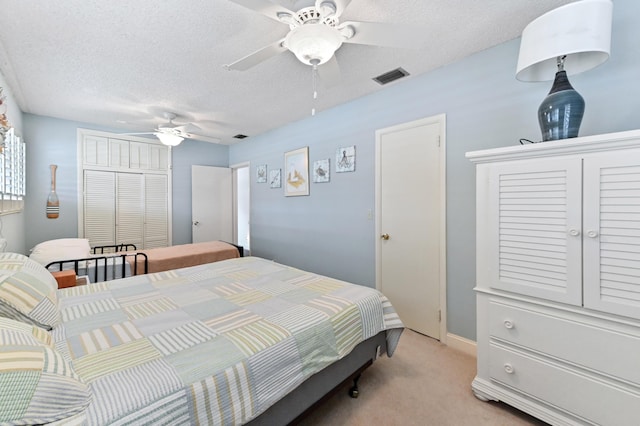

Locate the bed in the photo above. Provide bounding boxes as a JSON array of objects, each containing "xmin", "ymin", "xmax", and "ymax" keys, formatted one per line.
[
  {"xmin": 126, "ymin": 240, "xmax": 243, "ymax": 275},
  {"xmin": 0, "ymin": 253, "xmax": 403, "ymax": 425},
  {"xmin": 30, "ymin": 238, "xmax": 244, "ymax": 283}
]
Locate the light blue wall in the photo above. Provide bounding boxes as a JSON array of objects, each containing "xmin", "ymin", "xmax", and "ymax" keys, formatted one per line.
[
  {"xmin": 22, "ymin": 114, "xmax": 229, "ymax": 252},
  {"xmin": 230, "ymin": 0, "xmax": 640, "ymax": 340}
]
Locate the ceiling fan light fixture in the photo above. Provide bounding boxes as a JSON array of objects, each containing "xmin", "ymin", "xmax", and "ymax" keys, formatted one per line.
[
  {"xmin": 155, "ymin": 132, "xmax": 184, "ymax": 146},
  {"xmin": 284, "ymin": 23, "xmax": 343, "ymax": 66}
]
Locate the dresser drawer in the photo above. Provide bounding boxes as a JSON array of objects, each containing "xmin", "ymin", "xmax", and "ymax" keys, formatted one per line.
[
  {"xmin": 489, "ymin": 300, "xmax": 640, "ymax": 386},
  {"xmin": 489, "ymin": 343, "xmax": 640, "ymax": 426}
]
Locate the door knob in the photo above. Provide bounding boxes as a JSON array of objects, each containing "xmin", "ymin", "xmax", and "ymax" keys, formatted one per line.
[{"xmin": 380, "ymin": 233, "xmax": 390, "ymax": 240}]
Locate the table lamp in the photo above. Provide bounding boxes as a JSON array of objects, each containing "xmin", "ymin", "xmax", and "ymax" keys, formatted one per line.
[{"xmin": 516, "ymin": 0, "xmax": 613, "ymax": 141}]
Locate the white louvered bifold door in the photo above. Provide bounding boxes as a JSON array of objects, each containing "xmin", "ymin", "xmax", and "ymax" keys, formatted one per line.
[
  {"xmin": 144, "ymin": 174, "xmax": 169, "ymax": 248},
  {"xmin": 84, "ymin": 170, "xmax": 116, "ymax": 246},
  {"xmin": 488, "ymin": 159, "xmax": 583, "ymax": 305},
  {"xmin": 584, "ymin": 151, "xmax": 640, "ymax": 320},
  {"xmin": 115, "ymin": 173, "xmax": 144, "ymax": 248}
]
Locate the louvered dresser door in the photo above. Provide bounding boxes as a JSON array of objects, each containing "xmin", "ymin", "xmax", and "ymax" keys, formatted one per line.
[
  {"xmin": 583, "ymin": 150, "xmax": 640, "ymax": 320},
  {"xmin": 487, "ymin": 158, "xmax": 583, "ymax": 306}
]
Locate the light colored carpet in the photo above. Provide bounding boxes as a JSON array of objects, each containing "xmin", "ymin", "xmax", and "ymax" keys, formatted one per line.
[{"xmin": 298, "ymin": 329, "xmax": 548, "ymax": 426}]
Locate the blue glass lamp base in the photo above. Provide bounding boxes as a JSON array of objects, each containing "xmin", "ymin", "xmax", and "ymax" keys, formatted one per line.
[{"xmin": 537, "ymin": 71, "xmax": 585, "ymax": 142}]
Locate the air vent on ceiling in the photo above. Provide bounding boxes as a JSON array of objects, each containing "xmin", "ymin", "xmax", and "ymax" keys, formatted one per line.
[
  {"xmin": 372, "ymin": 67, "xmax": 410, "ymax": 85},
  {"xmin": 233, "ymin": 134, "xmax": 248, "ymax": 139}
]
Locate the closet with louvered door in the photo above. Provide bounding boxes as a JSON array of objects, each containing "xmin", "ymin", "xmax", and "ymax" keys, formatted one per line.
[
  {"xmin": 467, "ymin": 130, "xmax": 640, "ymax": 426},
  {"xmin": 79, "ymin": 129, "xmax": 170, "ymax": 250},
  {"xmin": 143, "ymin": 174, "xmax": 169, "ymax": 248},
  {"xmin": 83, "ymin": 170, "xmax": 116, "ymax": 247},
  {"xmin": 115, "ymin": 172, "xmax": 144, "ymax": 249}
]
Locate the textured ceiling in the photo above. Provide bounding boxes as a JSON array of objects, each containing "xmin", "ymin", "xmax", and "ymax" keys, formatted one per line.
[{"xmin": 0, "ymin": 0, "xmax": 573, "ymax": 144}]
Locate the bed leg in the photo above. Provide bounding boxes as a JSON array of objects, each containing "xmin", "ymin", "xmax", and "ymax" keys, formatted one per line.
[{"xmin": 348, "ymin": 374, "xmax": 361, "ymax": 398}]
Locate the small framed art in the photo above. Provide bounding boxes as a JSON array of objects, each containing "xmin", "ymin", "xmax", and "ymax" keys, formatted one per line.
[
  {"xmin": 256, "ymin": 164, "xmax": 267, "ymax": 183},
  {"xmin": 270, "ymin": 169, "xmax": 281, "ymax": 188},
  {"xmin": 284, "ymin": 147, "xmax": 309, "ymax": 196},
  {"xmin": 336, "ymin": 146, "xmax": 355, "ymax": 173},
  {"xmin": 313, "ymin": 159, "xmax": 330, "ymax": 183}
]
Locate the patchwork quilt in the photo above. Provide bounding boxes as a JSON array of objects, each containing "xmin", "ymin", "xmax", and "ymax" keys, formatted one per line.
[{"xmin": 52, "ymin": 256, "xmax": 404, "ymax": 425}]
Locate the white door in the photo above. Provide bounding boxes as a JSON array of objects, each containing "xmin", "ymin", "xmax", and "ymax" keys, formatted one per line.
[
  {"xmin": 115, "ymin": 172, "xmax": 144, "ymax": 248},
  {"xmin": 192, "ymin": 165, "xmax": 233, "ymax": 243},
  {"xmin": 232, "ymin": 164, "xmax": 251, "ymax": 252},
  {"xmin": 144, "ymin": 174, "xmax": 169, "ymax": 248},
  {"xmin": 376, "ymin": 115, "xmax": 445, "ymax": 339},
  {"xmin": 84, "ymin": 170, "xmax": 116, "ymax": 246}
]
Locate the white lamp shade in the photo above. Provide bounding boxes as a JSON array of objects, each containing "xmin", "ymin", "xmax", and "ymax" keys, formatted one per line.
[
  {"xmin": 516, "ymin": 0, "xmax": 612, "ymax": 81},
  {"xmin": 155, "ymin": 132, "xmax": 184, "ymax": 146},
  {"xmin": 284, "ymin": 23, "xmax": 343, "ymax": 66}
]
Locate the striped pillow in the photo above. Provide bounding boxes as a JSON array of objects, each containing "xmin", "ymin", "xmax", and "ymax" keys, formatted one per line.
[
  {"xmin": 0, "ymin": 317, "xmax": 52, "ymax": 346},
  {"xmin": 0, "ymin": 318, "xmax": 91, "ymax": 424},
  {"xmin": 0, "ymin": 253, "xmax": 60, "ymax": 329}
]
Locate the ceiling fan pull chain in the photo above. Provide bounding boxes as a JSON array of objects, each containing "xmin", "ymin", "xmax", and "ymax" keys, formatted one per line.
[{"xmin": 311, "ymin": 62, "xmax": 319, "ymax": 116}]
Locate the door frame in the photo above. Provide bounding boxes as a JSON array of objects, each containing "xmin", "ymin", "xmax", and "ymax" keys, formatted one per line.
[
  {"xmin": 230, "ymin": 161, "xmax": 250, "ymax": 252},
  {"xmin": 374, "ymin": 114, "xmax": 447, "ymax": 343}
]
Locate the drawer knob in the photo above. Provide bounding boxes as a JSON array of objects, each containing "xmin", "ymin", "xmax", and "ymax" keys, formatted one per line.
[
  {"xmin": 586, "ymin": 230, "xmax": 599, "ymax": 238},
  {"xmin": 568, "ymin": 228, "xmax": 580, "ymax": 237},
  {"xmin": 504, "ymin": 363, "xmax": 515, "ymax": 374},
  {"xmin": 504, "ymin": 320, "xmax": 514, "ymax": 329}
]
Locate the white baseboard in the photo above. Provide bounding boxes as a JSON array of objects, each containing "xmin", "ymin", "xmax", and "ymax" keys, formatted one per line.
[{"xmin": 446, "ymin": 333, "xmax": 476, "ymax": 358}]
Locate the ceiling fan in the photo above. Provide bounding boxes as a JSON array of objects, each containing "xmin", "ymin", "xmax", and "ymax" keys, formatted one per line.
[
  {"xmin": 123, "ymin": 112, "xmax": 220, "ymax": 146},
  {"xmin": 225, "ymin": 0, "xmax": 414, "ymax": 92}
]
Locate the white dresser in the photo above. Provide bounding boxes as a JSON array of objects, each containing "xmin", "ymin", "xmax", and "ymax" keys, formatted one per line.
[{"xmin": 467, "ymin": 130, "xmax": 640, "ymax": 426}]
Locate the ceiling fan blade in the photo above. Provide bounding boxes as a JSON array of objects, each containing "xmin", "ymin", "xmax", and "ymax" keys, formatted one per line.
[
  {"xmin": 316, "ymin": 0, "xmax": 352, "ymax": 19},
  {"xmin": 184, "ymin": 133, "xmax": 223, "ymax": 144},
  {"xmin": 228, "ymin": 0, "xmax": 296, "ymax": 23},
  {"xmin": 317, "ymin": 56, "xmax": 341, "ymax": 88},
  {"xmin": 224, "ymin": 39, "xmax": 288, "ymax": 71},
  {"xmin": 119, "ymin": 132, "xmax": 155, "ymax": 136},
  {"xmin": 174, "ymin": 122, "xmax": 202, "ymax": 133},
  {"xmin": 339, "ymin": 21, "xmax": 417, "ymax": 48}
]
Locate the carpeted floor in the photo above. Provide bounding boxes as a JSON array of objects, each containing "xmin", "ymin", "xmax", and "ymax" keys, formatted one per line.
[{"xmin": 298, "ymin": 329, "xmax": 548, "ymax": 426}]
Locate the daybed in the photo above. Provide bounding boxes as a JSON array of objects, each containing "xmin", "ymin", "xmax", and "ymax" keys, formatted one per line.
[
  {"xmin": 126, "ymin": 240, "xmax": 243, "ymax": 274},
  {"xmin": 30, "ymin": 238, "xmax": 244, "ymax": 283},
  {"xmin": 0, "ymin": 253, "xmax": 403, "ymax": 425}
]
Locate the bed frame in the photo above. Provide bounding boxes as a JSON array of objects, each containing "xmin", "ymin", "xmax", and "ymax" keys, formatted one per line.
[
  {"xmin": 44, "ymin": 241, "xmax": 244, "ymax": 283},
  {"xmin": 45, "ymin": 251, "xmax": 149, "ymax": 283},
  {"xmin": 248, "ymin": 331, "xmax": 388, "ymax": 425}
]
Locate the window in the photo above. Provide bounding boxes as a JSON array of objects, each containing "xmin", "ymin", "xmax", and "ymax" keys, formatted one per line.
[{"xmin": 0, "ymin": 128, "xmax": 26, "ymax": 214}]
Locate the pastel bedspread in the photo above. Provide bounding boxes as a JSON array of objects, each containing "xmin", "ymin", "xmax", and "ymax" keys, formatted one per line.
[{"xmin": 52, "ymin": 256, "xmax": 404, "ymax": 425}]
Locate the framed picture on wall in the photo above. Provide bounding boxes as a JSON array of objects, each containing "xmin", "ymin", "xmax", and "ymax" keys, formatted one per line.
[
  {"xmin": 336, "ymin": 145, "xmax": 355, "ymax": 173},
  {"xmin": 284, "ymin": 147, "xmax": 309, "ymax": 196},
  {"xmin": 313, "ymin": 159, "xmax": 330, "ymax": 183},
  {"xmin": 269, "ymin": 169, "xmax": 281, "ymax": 188},
  {"xmin": 256, "ymin": 164, "xmax": 267, "ymax": 183}
]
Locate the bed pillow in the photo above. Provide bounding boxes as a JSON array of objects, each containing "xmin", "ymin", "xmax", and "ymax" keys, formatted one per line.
[
  {"xmin": 0, "ymin": 317, "xmax": 91, "ymax": 424},
  {"xmin": 29, "ymin": 238, "xmax": 91, "ymax": 267},
  {"xmin": 0, "ymin": 317, "xmax": 51, "ymax": 347},
  {"xmin": 0, "ymin": 252, "xmax": 60, "ymax": 329}
]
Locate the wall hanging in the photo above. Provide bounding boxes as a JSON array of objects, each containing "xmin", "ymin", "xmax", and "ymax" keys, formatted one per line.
[
  {"xmin": 46, "ymin": 164, "xmax": 59, "ymax": 219},
  {"xmin": 285, "ymin": 147, "xmax": 309, "ymax": 196}
]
